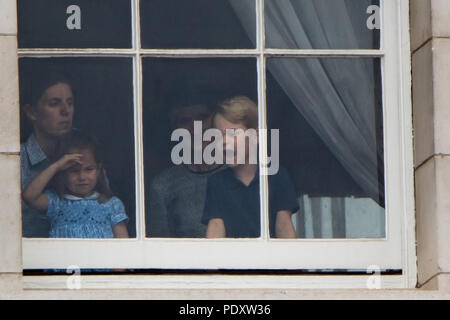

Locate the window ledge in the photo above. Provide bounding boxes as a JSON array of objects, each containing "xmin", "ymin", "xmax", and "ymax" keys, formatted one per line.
[
  {"xmin": 0, "ymin": 275, "xmax": 446, "ymax": 299},
  {"xmin": 23, "ymin": 274, "xmax": 406, "ymax": 290},
  {"xmin": 0, "ymin": 274, "xmax": 448, "ymax": 299}
]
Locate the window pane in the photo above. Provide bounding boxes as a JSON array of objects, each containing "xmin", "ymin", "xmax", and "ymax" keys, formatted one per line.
[
  {"xmin": 19, "ymin": 58, "xmax": 136, "ymax": 238},
  {"xmin": 143, "ymin": 58, "xmax": 260, "ymax": 238},
  {"xmin": 140, "ymin": 0, "xmax": 256, "ymax": 49},
  {"xmin": 265, "ymin": 0, "xmax": 381, "ymax": 49},
  {"xmin": 18, "ymin": 0, "xmax": 132, "ymax": 48},
  {"xmin": 266, "ymin": 58, "xmax": 384, "ymax": 239}
]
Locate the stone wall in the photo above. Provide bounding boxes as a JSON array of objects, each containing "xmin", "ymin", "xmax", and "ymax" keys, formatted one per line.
[{"xmin": 411, "ymin": 0, "xmax": 450, "ymax": 290}]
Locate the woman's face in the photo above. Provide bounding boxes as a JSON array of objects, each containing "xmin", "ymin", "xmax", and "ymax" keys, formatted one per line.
[{"xmin": 31, "ymin": 82, "xmax": 74, "ymax": 137}]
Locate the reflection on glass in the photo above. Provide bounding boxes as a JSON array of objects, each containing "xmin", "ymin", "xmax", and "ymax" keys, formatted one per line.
[
  {"xmin": 19, "ymin": 58, "xmax": 136, "ymax": 238},
  {"xmin": 267, "ymin": 58, "xmax": 385, "ymax": 238},
  {"xmin": 18, "ymin": 0, "xmax": 132, "ymax": 48},
  {"xmin": 143, "ymin": 58, "xmax": 260, "ymax": 238},
  {"xmin": 140, "ymin": 0, "xmax": 256, "ymax": 49},
  {"xmin": 264, "ymin": 0, "xmax": 381, "ymax": 49}
]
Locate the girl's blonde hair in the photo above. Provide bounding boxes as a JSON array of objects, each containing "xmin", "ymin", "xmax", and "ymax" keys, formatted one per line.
[{"xmin": 214, "ymin": 96, "xmax": 258, "ymax": 130}]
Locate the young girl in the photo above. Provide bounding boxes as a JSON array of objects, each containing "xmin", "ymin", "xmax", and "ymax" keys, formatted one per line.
[{"xmin": 22, "ymin": 131, "xmax": 129, "ymax": 239}]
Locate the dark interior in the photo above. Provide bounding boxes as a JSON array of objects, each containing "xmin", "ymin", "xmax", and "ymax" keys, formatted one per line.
[{"xmin": 19, "ymin": 58, "xmax": 137, "ymax": 237}]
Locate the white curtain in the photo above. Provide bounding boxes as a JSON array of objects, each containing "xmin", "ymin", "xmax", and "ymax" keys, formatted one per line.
[{"xmin": 229, "ymin": 0, "xmax": 384, "ymax": 203}]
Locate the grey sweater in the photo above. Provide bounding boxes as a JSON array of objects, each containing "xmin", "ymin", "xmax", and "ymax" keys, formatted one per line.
[{"xmin": 146, "ymin": 165, "xmax": 224, "ymax": 238}]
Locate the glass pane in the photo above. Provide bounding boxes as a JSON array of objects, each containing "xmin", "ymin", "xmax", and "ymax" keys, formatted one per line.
[
  {"xmin": 265, "ymin": 0, "xmax": 381, "ymax": 49},
  {"xmin": 266, "ymin": 58, "xmax": 384, "ymax": 239},
  {"xmin": 140, "ymin": 0, "xmax": 256, "ymax": 49},
  {"xmin": 19, "ymin": 58, "xmax": 136, "ymax": 238},
  {"xmin": 18, "ymin": 0, "xmax": 132, "ymax": 48},
  {"xmin": 143, "ymin": 58, "xmax": 260, "ymax": 238}
]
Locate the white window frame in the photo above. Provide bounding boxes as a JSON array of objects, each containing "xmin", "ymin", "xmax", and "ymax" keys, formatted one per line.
[{"xmin": 20, "ymin": 0, "xmax": 416, "ymax": 289}]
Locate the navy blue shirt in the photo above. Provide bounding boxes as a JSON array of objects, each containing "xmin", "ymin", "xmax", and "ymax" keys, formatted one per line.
[{"xmin": 202, "ymin": 166, "xmax": 299, "ymax": 238}]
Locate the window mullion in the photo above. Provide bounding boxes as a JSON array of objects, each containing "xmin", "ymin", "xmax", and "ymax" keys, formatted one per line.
[
  {"xmin": 132, "ymin": 0, "xmax": 145, "ymax": 240},
  {"xmin": 17, "ymin": 49, "xmax": 137, "ymax": 57},
  {"xmin": 256, "ymin": 0, "xmax": 270, "ymax": 241},
  {"xmin": 263, "ymin": 49, "xmax": 384, "ymax": 58},
  {"xmin": 132, "ymin": 56, "xmax": 145, "ymax": 241}
]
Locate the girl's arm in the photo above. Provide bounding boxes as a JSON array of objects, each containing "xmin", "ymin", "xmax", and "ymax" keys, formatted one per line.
[
  {"xmin": 206, "ymin": 218, "xmax": 226, "ymax": 238},
  {"xmin": 275, "ymin": 210, "xmax": 296, "ymax": 239},
  {"xmin": 113, "ymin": 222, "xmax": 129, "ymax": 238},
  {"xmin": 22, "ymin": 154, "xmax": 82, "ymax": 211}
]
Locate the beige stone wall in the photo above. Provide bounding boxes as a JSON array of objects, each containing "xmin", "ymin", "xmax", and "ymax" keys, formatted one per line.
[
  {"xmin": 411, "ymin": 0, "xmax": 450, "ymax": 290},
  {"xmin": 0, "ymin": 0, "xmax": 22, "ymax": 278},
  {"xmin": 0, "ymin": 0, "xmax": 449, "ymax": 298}
]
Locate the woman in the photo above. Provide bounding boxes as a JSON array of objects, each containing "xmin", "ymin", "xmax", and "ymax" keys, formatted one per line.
[{"xmin": 20, "ymin": 72, "xmax": 75, "ymax": 237}]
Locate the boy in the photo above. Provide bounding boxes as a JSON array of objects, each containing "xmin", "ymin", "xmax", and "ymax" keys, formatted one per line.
[{"xmin": 202, "ymin": 96, "xmax": 298, "ymax": 238}]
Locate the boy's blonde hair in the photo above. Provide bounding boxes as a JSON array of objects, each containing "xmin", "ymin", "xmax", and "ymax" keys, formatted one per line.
[{"xmin": 215, "ymin": 96, "xmax": 258, "ymax": 130}]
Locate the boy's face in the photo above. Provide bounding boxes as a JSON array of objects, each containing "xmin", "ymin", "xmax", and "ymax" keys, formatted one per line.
[
  {"xmin": 214, "ymin": 113, "xmax": 258, "ymax": 167},
  {"xmin": 64, "ymin": 149, "xmax": 100, "ymax": 198}
]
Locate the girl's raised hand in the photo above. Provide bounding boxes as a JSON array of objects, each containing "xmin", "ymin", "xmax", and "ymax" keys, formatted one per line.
[
  {"xmin": 23, "ymin": 153, "xmax": 83, "ymax": 211},
  {"xmin": 54, "ymin": 154, "xmax": 83, "ymax": 171}
]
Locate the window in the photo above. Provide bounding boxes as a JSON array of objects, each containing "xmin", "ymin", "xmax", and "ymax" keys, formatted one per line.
[{"xmin": 19, "ymin": 0, "xmax": 415, "ymax": 288}]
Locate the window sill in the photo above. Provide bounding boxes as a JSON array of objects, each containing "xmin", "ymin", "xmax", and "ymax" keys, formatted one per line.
[
  {"xmin": 1, "ymin": 273, "xmax": 449, "ymax": 299},
  {"xmin": 23, "ymin": 274, "xmax": 406, "ymax": 290}
]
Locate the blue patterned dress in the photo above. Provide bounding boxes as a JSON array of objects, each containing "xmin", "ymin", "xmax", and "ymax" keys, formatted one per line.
[{"xmin": 45, "ymin": 191, "xmax": 128, "ymax": 238}]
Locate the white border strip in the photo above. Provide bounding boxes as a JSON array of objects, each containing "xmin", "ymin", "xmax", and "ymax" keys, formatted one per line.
[{"xmin": 23, "ymin": 275, "xmax": 404, "ymax": 290}]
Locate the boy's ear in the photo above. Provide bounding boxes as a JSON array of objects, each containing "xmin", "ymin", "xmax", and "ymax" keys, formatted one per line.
[{"xmin": 23, "ymin": 104, "xmax": 37, "ymax": 121}]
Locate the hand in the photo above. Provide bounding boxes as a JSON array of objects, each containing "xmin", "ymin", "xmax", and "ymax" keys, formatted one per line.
[{"xmin": 54, "ymin": 154, "xmax": 83, "ymax": 172}]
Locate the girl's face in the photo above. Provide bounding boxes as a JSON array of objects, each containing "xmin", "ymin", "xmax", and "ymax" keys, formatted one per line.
[
  {"xmin": 64, "ymin": 149, "xmax": 100, "ymax": 198},
  {"xmin": 30, "ymin": 82, "xmax": 74, "ymax": 137}
]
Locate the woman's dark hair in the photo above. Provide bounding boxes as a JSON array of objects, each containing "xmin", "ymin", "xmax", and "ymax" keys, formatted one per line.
[
  {"xmin": 20, "ymin": 71, "xmax": 73, "ymax": 107},
  {"xmin": 51, "ymin": 130, "xmax": 113, "ymax": 204}
]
